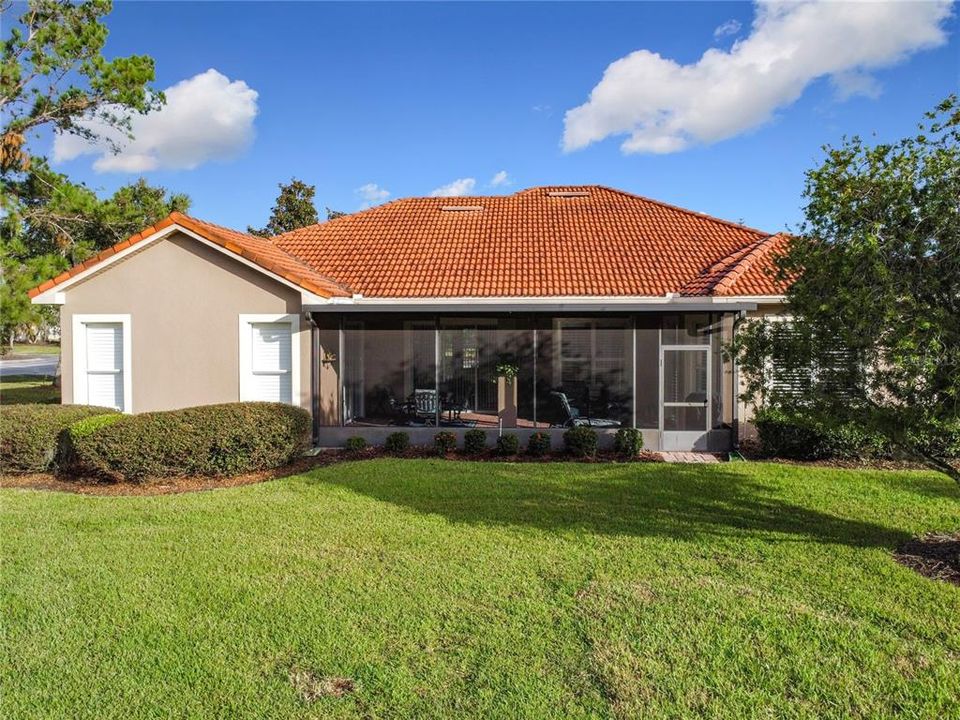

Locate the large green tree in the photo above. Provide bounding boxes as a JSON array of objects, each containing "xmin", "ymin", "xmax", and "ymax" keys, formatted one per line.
[
  {"xmin": 734, "ymin": 96, "xmax": 960, "ymax": 483},
  {"xmin": 1, "ymin": 0, "xmax": 161, "ymax": 173},
  {"xmin": 248, "ymin": 178, "xmax": 320, "ymax": 237},
  {"xmin": 0, "ymin": 0, "xmax": 185, "ymax": 347}
]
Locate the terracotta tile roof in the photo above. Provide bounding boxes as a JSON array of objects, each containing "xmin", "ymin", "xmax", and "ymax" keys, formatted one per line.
[
  {"xmin": 28, "ymin": 212, "xmax": 351, "ymax": 299},
  {"xmin": 29, "ymin": 186, "xmax": 791, "ymax": 301},
  {"xmin": 273, "ymin": 185, "xmax": 782, "ymax": 298},
  {"xmin": 680, "ymin": 232, "xmax": 791, "ymax": 297}
]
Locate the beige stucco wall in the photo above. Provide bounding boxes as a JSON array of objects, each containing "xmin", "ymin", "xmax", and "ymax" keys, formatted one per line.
[{"xmin": 60, "ymin": 231, "xmax": 311, "ymax": 414}]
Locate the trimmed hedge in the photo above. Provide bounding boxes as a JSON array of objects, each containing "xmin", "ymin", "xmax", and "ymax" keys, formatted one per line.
[
  {"xmin": 527, "ymin": 432, "xmax": 551, "ymax": 457},
  {"xmin": 463, "ymin": 429, "xmax": 486, "ymax": 455},
  {"xmin": 614, "ymin": 427, "xmax": 644, "ymax": 457},
  {"xmin": 434, "ymin": 431, "xmax": 457, "ymax": 456},
  {"xmin": 564, "ymin": 426, "xmax": 598, "ymax": 458},
  {"xmin": 497, "ymin": 433, "xmax": 520, "ymax": 456},
  {"xmin": 0, "ymin": 404, "xmax": 118, "ymax": 473},
  {"xmin": 385, "ymin": 431, "xmax": 410, "ymax": 454},
  {"xmin": 68, "ymin": 402, "xmax": 310, "ymax": 481}
]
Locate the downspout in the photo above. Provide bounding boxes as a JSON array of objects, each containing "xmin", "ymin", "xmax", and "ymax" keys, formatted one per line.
[
  {"xmin": 306, "ymin": 312, "xmax": 321, "ymax": 447},
  {"xmin": 731, "ymin": 309, "xmax": 747, "ymax": 452}
]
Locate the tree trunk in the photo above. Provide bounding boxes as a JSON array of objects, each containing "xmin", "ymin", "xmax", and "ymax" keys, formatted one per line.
[{"xmin": 914, "ymin": 450, "xmax": 960, "ymax": 487}]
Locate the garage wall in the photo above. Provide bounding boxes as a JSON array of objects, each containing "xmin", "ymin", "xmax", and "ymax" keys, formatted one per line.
[{"xmin": 60, "ymin": 231, "xmax": 311, "ymax": 413}]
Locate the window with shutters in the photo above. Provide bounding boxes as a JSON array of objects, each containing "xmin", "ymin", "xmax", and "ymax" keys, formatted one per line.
[
  {"xmin": 72, "ymin": 315, "xmax": 132, "ymax": 412},
  {"xmin": 239, "ymin": 314, "xmax": 300, "ymax": 405}
]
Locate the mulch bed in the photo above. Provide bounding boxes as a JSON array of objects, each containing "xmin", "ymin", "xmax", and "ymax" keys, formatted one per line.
[
  {"xmin": 893, "ymin": 532, "xmax": 960, "ymax": 586},
  {"xmin": 0, "ymin": 447, "xmax": 663, "ymax": 496}
]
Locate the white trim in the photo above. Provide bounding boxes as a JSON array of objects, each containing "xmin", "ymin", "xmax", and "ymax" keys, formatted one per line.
[
  {"xmin": 238, "ymin": 313, "xmax": 301, "ymax": 407},
  {"xmin": 313, "ymin": 295, "xmax": 774, "ymax": 306},
  {"xmin": 31, "ymin": 223, "xmax": 332, "ymax": 306},
  {"xmin": 72, "ymin": 314, "xmax": 133, "ymax": 413}
]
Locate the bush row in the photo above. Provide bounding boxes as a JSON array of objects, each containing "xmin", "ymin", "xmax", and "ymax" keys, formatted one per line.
[
  {"xmin": 1, "ymin": 402, "xmax": 311, "ymax": 481},
  {"xmin": 753, "ymin": 408, "xmax": 960, "ymax": 460},
  {"xmin": 348, "ymin": 426, "xmax": 643, "ymax": 459},
  {"xmin": 0, "ymin": 404, "xmax": 119, "ymax": 472}
]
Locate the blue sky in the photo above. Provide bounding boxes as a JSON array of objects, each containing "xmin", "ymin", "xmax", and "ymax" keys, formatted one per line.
[{"xmin": 45, "ymin": 1, "xmax": 959, "ymax": 234}]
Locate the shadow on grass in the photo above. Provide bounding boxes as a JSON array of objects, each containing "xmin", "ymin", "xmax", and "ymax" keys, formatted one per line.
[{"xmin": 314, "ymin": 461, "xmax": 911, "ymax": 549}]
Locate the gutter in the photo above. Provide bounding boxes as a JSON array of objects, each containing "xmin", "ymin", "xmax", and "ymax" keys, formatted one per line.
[{"xmin": 303, "ymin": 295, "xmax": 775, "ymax": 314}]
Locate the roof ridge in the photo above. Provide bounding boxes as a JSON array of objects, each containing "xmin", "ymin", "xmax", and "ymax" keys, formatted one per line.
[
  {"xmin": 586, "ymin": 185, "xmax": 771, "ymax": 237},
  {"xmin": 173, "ymin": 213, "xmax": 355, "ymax": 296},
  {"xmin": 270, "ymin": 197, "xmax": 411, "ymax": 243},
  {"xmin": 712, "ymin": 232, "xmax": 790, "ymax": 296}
]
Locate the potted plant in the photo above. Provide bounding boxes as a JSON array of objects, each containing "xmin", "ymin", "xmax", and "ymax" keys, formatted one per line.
[{"xmin": 495, "ymin": 356, "xmax": 519, "ymax": 428}]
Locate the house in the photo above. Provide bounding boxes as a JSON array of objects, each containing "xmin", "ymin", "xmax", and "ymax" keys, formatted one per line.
[{"xmin": 29, "ymin": 186, "xmax": 788, "ymax": 451}]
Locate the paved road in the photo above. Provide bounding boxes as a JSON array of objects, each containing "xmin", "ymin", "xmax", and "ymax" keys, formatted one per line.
[{"xmin": 0, "ymin": 355, "xmax": 59, "ymax": 377}]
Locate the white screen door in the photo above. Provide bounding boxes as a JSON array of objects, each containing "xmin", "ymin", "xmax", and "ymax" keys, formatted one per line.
[
  {"xmin": 661, "ymin": 346, "xmax": 710, "ymax": 450},
  {"xmin": 250, "ymin": 322, "xmax": 292, "ymax": 403},
  {"xmin": 84, "ymin": 322, "xmax": 124, "ymax": 410}
]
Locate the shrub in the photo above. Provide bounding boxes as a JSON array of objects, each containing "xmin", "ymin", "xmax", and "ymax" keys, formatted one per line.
[
  {"xmin": 614, "ymin": 427, "xmax": 644, "ymax": 457},
  {"xmin": 463, "ymin": 429, "xmax": 486, "ymax": 455},
  {"xmin": 344, "ymin": 436, "xmax": 367, "ymax": 453},
  {"xmin": 68, "ymin": 402, "xmax": 310, "ymax": 481},
  {"xmin": 564, "ymin": 426, "xmax": 598, "ymax": 458},
  {"xmin": 434, "ymin": 431, "xmax": 457, "ymax": 456},
  {"xmin": 0, "ymin": 404, "xmax": 118, "ymax": 473},
  {"xmin": 753, "ymin": 408, "xmax": 889, "ymax": 460},
  {"xmin": 497, "ymin": 433, "xmax": 519, "ymax": 456},
  {"xmin": 907, "ymin": 420, "xmax": 960, "ymax": 459},
  {"xmin": 385, "ymin": 431, "xmax": 410, "ymax": 454},
  {"xmin": 527, "ymin": 431, "xmax": 551, "ymax": 457}
]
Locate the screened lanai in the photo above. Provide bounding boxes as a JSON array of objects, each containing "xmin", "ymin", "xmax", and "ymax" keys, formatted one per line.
[{"xmin": 311, "ymin": 311, "xmax": 738, "ymax": 451}]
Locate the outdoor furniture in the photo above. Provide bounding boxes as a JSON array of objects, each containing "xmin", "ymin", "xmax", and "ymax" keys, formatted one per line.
[{"xmin": 546, "ymin": 390, "xmax": 621, "ymax": 428}]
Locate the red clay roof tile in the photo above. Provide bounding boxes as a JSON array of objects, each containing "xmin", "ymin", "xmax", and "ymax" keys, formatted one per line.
[{"xmin": 28, "ymin": 186, "xmax": 791, "ymax": 301}]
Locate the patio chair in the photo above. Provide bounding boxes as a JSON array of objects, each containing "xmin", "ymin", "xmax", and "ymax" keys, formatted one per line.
[{"xmin": 546, "ymin": 390, "xmax": 620, "ymax": 428}]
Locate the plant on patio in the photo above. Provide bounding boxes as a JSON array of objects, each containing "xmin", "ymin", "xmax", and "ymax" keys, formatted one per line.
[
  {"xmin": 527, "ymin": 431, "xmax": 551, "ymax": 457},
  {"xmin": 344, "ymin": 436, "xmax": 367, "ymax": 453},
  {"xmin": 0, "ymin": 404, "xmax": 118, "ymax": 472},
  {"xmin": 464, "ymin": 429, "xmax": 486, "ymax": 455},
  {"xmin": 614, "ymin": 427, "xmax": 643, "ymax": 457},
  {"xmin": 67, "ymin": 402, "xmax": 310, "ymax": 481},
  {"xmin": 434, "ymin": 431, "xmax": 457, "ymax": 456},
  {"xmin": 385, "ymin": 431, "xmax": 410, "ymax": 454},
  {"xmin": 564, "ymin": 426, "xmax": 598, "ymax": 458},
  {"xmin": 497, "ymin": 433, "xmax": 519, "ymax": 456},
  {"xmin": 732, "ymin": 95, "xmax": 960, "ymax": 484}
]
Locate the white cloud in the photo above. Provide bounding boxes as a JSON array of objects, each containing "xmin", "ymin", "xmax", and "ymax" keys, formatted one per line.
[
  {"xmin": 830, "ymin": 70, "xmax": 883, "ymax": 101},
  {"xmin": 355, "ymin": 183, "xmax": 390, "ymax": 207},
  {"xmin": 713, "ymin": 19, "xmax": 742, "ymax": 39},
  {"xmin": 489, "ymin": 170, "xmax": 510, "ymax": 187},
  {"xmin": 430, "ymin": 177, "xmax": 476, "ymax": 197},
  {"xmin": 563, "ymin": 0, "xmax": 952, "ymax": 155},
  {"xmin": 53, "ymin": 69, "xmax": 258, "ymax": 172}
]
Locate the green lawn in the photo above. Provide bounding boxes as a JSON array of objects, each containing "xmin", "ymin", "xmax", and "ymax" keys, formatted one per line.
[
  {"xmin": 7, "ymin": 343, "xmax": 61, "ymax": 356},
  {"xmin": 2, "ymin": 460, "xmax": 958, "ymax": 719},
  {"xmin": 0, "ymin": 375, "xmax": 59, "ymax": 404}
]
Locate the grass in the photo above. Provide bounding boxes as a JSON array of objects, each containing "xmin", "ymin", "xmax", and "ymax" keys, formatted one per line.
[
  {"xmin": 0, "ymin": 374, "xmax": 59, "ymax": 404},
  {"xmin": 6, "ymin": 343, "xmax": 60, "ymax": 356},
  {"xmin": 2, "ymin": 460, "xmax": 958, "ymax": 719}
]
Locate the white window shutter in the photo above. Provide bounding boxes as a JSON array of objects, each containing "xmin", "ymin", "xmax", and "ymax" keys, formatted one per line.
[
  {"xmin": 250, "ymin": 322, "xmax": 292, "ymax": 403},
  {"xmin": 85, "ymin": 322, "xmax": 124, "ymax": 409}
]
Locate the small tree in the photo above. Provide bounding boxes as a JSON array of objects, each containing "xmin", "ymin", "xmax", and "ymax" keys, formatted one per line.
[
  {"xmin": 248, "ymin": 178, "xmax": 319, "ymax": 237},
  {"xmin": 733, "ymin": 96, "xmax": 960, "ymax": 484},
  {"xmin": 1, "ymin": 0, "xmax": 170, "ymax": 348}
]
